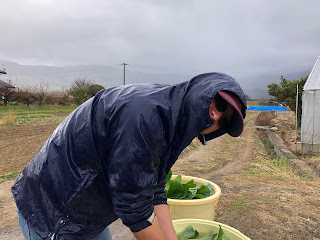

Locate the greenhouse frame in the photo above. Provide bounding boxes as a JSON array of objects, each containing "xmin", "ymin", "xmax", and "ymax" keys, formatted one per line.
[{"xmin": 301, "ymin": 56, "xmax": 320, "ymax": 153}]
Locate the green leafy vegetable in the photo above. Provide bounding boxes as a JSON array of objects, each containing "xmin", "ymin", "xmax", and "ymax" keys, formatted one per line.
[
  {"xmin": 166, "ymin": 169, "xmax": 172, "ymax": 183},
  {"xmin": 177, "ymin": 225, "xmax": 230, "ymax": 240},
  {"xmin": 195, "ymin": 229, "xmax": 214, "ymax": 240},
  {"xmin": 177, "ymin": 225, "xmax": 199, "ymax": 240},
  {"xmin": 165, "ymin": 170, "xmax": 214, "ymax": 200},
  {"xmin": 175, "ymin": 175, "xmax": 182, "ymax": 182},
  {"xmin": 166, "ymin": 180, "xmax": 188, "ymax": 199},
  {"xmin": 213, "ymin": 225, "xmax": 230, "ymax": 240}
]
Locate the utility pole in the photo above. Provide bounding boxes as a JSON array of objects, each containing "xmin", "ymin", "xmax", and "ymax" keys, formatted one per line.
[
  {"xmin": 295, "ymin": 83, "xmax": 298, "ymax": 154},
  {"xmin": 122, "ymin": 63, "xmax": 128, "ymax": 85}
]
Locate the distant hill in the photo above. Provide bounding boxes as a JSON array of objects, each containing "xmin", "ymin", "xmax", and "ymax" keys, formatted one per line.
[
  {"xmin": 0, "ymin": 60, "xmax": 191, "ymax": 90},
  {"xmin": 0, "ymin": 60, "xmax": 310, "ymax": 100}
]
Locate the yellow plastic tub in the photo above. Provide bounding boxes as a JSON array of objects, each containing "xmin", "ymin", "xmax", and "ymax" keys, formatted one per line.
[
  {"xmin": 167, "ymin": 175, "xmax": 221, "ymax": 221},
  {"xmin": 173, "ymin": 219, "xmax": 251, "ymax": 240}
]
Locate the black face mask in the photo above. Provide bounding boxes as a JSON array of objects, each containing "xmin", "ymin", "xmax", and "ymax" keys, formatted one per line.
[
  {"xmin": 215, "ymin": 94, "xmax": 231, "ymax": 133},
  {"xmin": 215, "ymin": 94, "xmax": 227, "ymax": 112},
  {"xmin": 219, "ymin": 115, "xmax": 231, "ymax": 133}
]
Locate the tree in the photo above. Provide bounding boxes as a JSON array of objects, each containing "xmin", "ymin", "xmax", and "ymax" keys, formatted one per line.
[
  {"xmin": 46, "ymin": 90, "xmax": 70, "ymax": 105},
  {"xmin": 14, "ymin": 90, "xmax": 37, "ymax": 106},
  {"xmin": 0, "ymin": 79, "xmax": 15, "ymax": 106},
  {"xmin": 88, "ymin": 84, "xmax": 104, "ymax": 96},
  {"xmin": 37, "ymin": 81, "xmax": 49, "ymax": 106},
  {"xmin": 268, "ymin": 75, "xmax": 308, "ymax": 126},
  {"xmin": 68, "ymin": 78, "xmax": 92, "ymax": 105},
  {"xmin": 68, "ymin": 78, "xmax": 105, "ymax": 105},
  {"xmin": 245, "ymin": 94, "xmax": 253, "ymax": 101},
  {"xmin": 13, "ymin": 84, "xmax": 42, "ymax": 106}
]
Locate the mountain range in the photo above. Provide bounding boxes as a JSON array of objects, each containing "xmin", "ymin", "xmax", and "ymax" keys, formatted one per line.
[{"xmin": 0, "ymin": 60, "xmax": 310, "ymax": 100}]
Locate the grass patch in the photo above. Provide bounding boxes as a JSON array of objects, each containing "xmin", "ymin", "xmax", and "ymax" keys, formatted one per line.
[
  {"xmin": 1, "ymin": 112, "xmax": 16, "ymax": 125},
  {"xmin": 262, "ymin": 137, "xmax": 274, "ymax": 149},
  {"xmin": 0, "ymin": 105, "xmax": 76, "ymax": 125},
  {"xmin": 232, "ymin": 197, "xmax": 253, "ymax": 213},
  {"xmin": 272, "ymin": 156, "xmax": 287, "ymax": 168},
  {"xmin": 247, "ymin": 101, "xmax": 260, "ymax": 106},
  {"xmin": 191, "ymin": 168, "xmax": 204, "ymax": 173},
  {"xmin": 244, "ymin": 154, "xmax": 289, "ymax": 179},
  {"xmin": 244, "ymin": 163, "xmax": 287, "ymax": 180},
  {"xmin": 182, "ymin": 168, "xmax": 205, "ymax": 175},
  {"xmin": 244, "ymin": 164, "xmax": 262, "ymax": 176},
  {"xmin": 7, "ymin": 101, "xmax": 20, "ymax": 106},
  {"xmin": 271, "ymin": 157, "xmax": 313, "ymax": 181},
  {"xmin": 0, "ymin": 104, "xmax": 77, "ymax": 115},
  {"xmin": 189, "ymin": 142, "xmax": 197, "ymax": 148},
  {"xmin": 0, "ymin": 172, "xmax": 19, "ymax": 183},
  {"xmin": 244, "ymin": 154, "xmax": 314, "ymax": 181},
  {"xmin": 219, "ymin": 136, "xmax": 240, "ymax": 159},
  {"xmin": 18, "ymin": 113, "xmax": 54, "ymax": 118}
]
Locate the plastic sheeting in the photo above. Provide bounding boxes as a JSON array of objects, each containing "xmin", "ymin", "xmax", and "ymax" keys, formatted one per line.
[
  {"xmin": 301, "ymin": 56, "xmax": 320, "ymax": 152},
  {"xmin": 301, "ymin": 90, "xmax": 320, "ymax": 145},
  {"xmin": 247, "ymin": 106, "xmax": 287, "ymax": 111},
  {"xmin": 304, "ymin": 57, "xmax": 320, "ymax": 91}
]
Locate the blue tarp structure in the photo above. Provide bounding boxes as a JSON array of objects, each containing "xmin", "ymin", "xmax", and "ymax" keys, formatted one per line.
[{"xmin": 247, "ymin": 106, "xmax": 287, "ymax": 111}]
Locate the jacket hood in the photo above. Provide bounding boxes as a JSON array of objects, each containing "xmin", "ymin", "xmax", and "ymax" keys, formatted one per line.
[{"xmin": 173, "ymin": 72, "xmax": 247, "ymax": 149}]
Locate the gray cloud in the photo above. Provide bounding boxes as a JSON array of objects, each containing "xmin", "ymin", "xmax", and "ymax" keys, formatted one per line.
[{"xmin": 1, "ymin": 0, "xmax": 320, "ymax": 79}]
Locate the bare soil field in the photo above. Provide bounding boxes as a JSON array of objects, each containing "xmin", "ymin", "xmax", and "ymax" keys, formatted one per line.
[{"xmin": 0, "ymin": 112, "xmax": 319, "ymax": 240}]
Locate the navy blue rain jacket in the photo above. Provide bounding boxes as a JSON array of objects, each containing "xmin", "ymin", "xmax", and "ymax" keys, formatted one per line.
[{"xmin": 12, "ymin": 72, "xmax": 246, "ymax": 239}]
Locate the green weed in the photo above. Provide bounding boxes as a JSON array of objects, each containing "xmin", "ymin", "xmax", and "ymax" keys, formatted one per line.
[
  {"xmin": 0, "ymin": 172, "xmax": 19, "ymax": 183},
  {"xmin": 244, "ymin": 164, "xmax": 262, "ymax": 175},
  {"xmin": 262, "ymin": 137, "xmax": 274, "ymax": 149},
  {"xmin": 190, "ymin": 168, "xmax": 204, "ymax": 173},
  {"xmin": 7, "ymin": 101, "xmax": 20, "ymax": 105},
  {"xmin": 0, "ymin": 104, "xmax": 76, "ymax": 115},
  {"xmin": 247, "ymin": 101, "xmax": 260, "ymax": 106},
  {"xmin": 245, "ymin": 154, "xmax": 315, "ymax": 181},
  {"xmin": 189, "ymin": 142, "xmax": 196, "ymax": 148},
  {"xmin": 232, "ymin": 198, "xmax": 253, "ymax": 213},
  {"xmin": 272, "ymin": 156, "xmax": 287, "ymax": 168},
  {"xmin": 2, "ymin": 112, "xmax": 16, "ymax": 125},
  {"xmin": 18, "ymin": 114, "xmax": 54, "ymax": 118}
]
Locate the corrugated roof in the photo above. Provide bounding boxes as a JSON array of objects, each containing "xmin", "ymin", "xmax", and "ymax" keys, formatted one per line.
[{"xmin": 304, "ymin": 56, "xmax": 320, "ymax": 90}]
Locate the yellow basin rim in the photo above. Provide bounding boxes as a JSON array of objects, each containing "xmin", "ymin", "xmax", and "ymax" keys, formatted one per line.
[{"xmin": 167, "ymin": 175, "xmax": 221, "ymax": 205}]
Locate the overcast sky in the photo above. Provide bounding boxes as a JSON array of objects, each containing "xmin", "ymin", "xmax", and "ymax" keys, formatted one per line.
[{"xmin": 1, "ymin": 0, "xmax": 320, "ymax": 79}]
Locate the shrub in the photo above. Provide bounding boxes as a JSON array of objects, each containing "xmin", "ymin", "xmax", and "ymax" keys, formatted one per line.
[
  {"xmin": 255, "ymin": 111, "xmax": 274, "ymax": 126},
  {"xmin": 2, "ymin": 113, "xmax": 16, "ymax": 125},
  {"xmin": 7, "ymin": 101, "xmax": 20, "ymax": 105}
]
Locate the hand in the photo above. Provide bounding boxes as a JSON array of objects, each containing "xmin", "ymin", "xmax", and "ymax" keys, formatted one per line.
[
  {"xmin": 133, "ymin": 216, "xmax": 165, "ymax": 240},
  {"xmin": 154, "ymin": 204, "xmax": 178, "ymax": 240},
  {"xmin": 133, "ymin": 205, "xmax": 178, "ymax": 240}
]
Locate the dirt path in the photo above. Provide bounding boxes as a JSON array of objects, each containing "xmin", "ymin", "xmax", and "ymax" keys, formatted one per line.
[
  {"xmin": 173, "ymin": 113, "xmax": 320, "ymax": 239},
  {"xmin": 1, "ymin": 112, "xmax": 320, "ymax": 239}
]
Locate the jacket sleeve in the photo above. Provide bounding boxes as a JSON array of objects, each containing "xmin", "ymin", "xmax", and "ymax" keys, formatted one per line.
[
  {"xmin": 106, "ymin": 106, "xmax": 167, "ymax": 232},
  {"xmin": 152, "ymin": 177, "xmax": 167, "ymax": 206}
]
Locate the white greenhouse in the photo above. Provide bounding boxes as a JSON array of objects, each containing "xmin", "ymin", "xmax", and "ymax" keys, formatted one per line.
[{"xmin": 301, "ymin": 56, "xmax": 320, "ymax": 153}]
